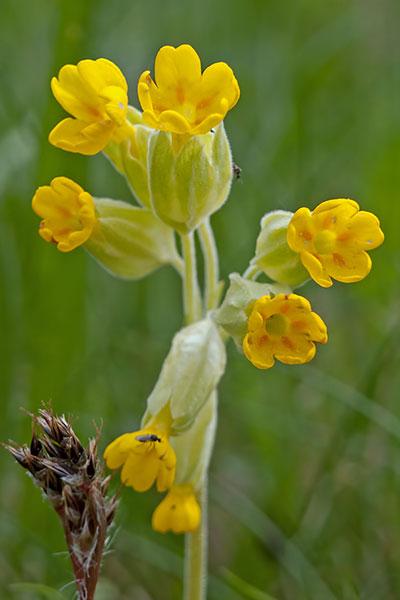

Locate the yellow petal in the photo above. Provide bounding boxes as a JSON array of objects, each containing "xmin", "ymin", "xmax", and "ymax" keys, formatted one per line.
[
  {"xmin": 156, "ymin": 462, "xmax": 175, "ymax": 492},
  {"xmin": 286, "ymin": 207, "xmax": 314, "ymax": 253},
  {"xmin": 141, "ymin": 109, "xmax": 163, "ymax": 130},
  {"xmin": 300, "ymin": 252, "xmax": 333, "ymax": 287},
  {"xmin": 77, "ymin": 58, "xmax": 127, "ymax": 94},
  {"xmin": 121, "ymin": 451, "xmax": 159, "ymax": 492},
  {"xmin": 137, "ymin": 72, "xmax": 154, "ymax": 113},
  {"xmin": 49, "ymin": 117, "xmax": 115, "ymax": 155},
  {"xmin": 158, "ymin": 110, "xmax": 191, "ymax": 134},
  {"xmin": 243, "ymin": 332, "xmax": 275, "ymax": 370},
  {"xmin": 197, "ymin": 61, "xmax": 240, "ymax": 111},
  {"xmin": 320, "ymin": 249, "xmax": 372, "ymax": 283},
  {"xmin": 274, "ymin": 337, "xmax": 317, "ymax": 365},
  {"xmin": 51, "ymin": 66, "xmax": 103, "ymax": 121},
  {"xmin": 101, "ymin": 85, "xmax": 128, "ymax": 125},
  {"xmin": 104, "ymin": 433, "xmax": 133, "ymax": 469},
  {"xmin": 154, "ymin": 44, "xmax": 202, "ymax": 91},
  {"xmin": 338, "ymin": 211, "xmax": 384, "ymax": 250},
  {"xmin": 191, "ymin": 113, "xmax": 225, "ymax": 136},
  {"xmin": 312, "ymin": 198, "xmax": 359, "ymax": 216}
]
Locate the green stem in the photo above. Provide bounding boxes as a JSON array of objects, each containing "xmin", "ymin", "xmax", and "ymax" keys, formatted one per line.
[
  {"xmin": 183, "ymin": 481, "xmax": 208, "ymax": 600},
  {"xmin": 171, "ymin": 255, "xmax": 185, "ymax": 277},
  {"xmin": 181, "ymin": 232, "xmax": 202, "ymax": 325},
  {"xmin": 198, "ymin": 218, "xmax": 220, "ymax": 312},
  {"xmin": 243, "ymin": 263, "xmax": 261, "ymax": 280}
]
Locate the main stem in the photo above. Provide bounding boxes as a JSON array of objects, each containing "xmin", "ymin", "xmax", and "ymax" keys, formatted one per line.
[
  {"xmin": 198, "ymin": 218, "xmax": 220, "ymax": 312},
  {"xmin": 180, "ymin": 229, "xmax": 211, "ymax": 600},
  {"xmin": 183, "ymin": 482, "xmax": 208, "ymax": 600}
]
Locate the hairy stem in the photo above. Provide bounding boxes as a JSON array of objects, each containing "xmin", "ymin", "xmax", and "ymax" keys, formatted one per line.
[
  {"xmin": 181, "ymin": 232, "xmax": 202, "ymax": 324},
  {"xmin": 198, "ymin": 218, "xmax": 220, "ymax": 312},
  {"xmin": 243, "ymin": 263, "xmax": 261, "ymax": 280},
  {"xmin": 183, "ymin": 481, "xmax": 208, "ymax": 600}
]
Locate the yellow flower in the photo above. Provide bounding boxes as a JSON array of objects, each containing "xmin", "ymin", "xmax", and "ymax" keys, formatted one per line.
[
  {"xmin": 286, "ymin": 199, "xmax": 384, "ymax": 288},
  {"xmin": 32, "ymin": 177, "xmax": 97, "ymax": 252},
  {"xmin": 104, "ymin": 427, "xmax": 176, "ymax": 492},
  {"xmin": 243, "ymin": 293, "xmax": 327, "ymax": 370},
  {"xmin": 138, "ymin": 44, "xmax": 240, "ymax": 135},
  {"xmin": 49, "ymin": 58, "xmax": 129, "ymax": 155},
  {"xmin": 152, "ymin": 484, "xmax": 200, "ymax": 534}
]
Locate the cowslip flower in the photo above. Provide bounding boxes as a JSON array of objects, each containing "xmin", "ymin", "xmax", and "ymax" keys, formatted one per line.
[
  {"xmin": 138, "ymin": 44, "xmax": 240, "ymax": 135},
  {"xmin": 287, "ymin": 199, "xmax": 384, "ymax": 288},
  {"xmin": 152, "ymin": 484, "xmax": 200, "ymax": 534},
  {"xmin": 243, "ymin": 293, "xmax": 327, "ymax": 369},
  {"xmin": 49, "ymin": 58, "xmax": 130, "ymax": 155},
  {"xmin": 104, "ymin": 427, "xmax": 176, "ymax": 492},
  {"xmin": 32, "ymin": 177, "xmax": 97, "ymax": 252}
]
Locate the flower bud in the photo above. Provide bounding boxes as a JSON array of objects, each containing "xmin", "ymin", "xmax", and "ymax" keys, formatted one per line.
[
  {"xmin": 148, "ymin": 123, "xmax": 232, "ymax": 235},
  {"xmin": 119, "ymin": 124, "xmax": 154, "ymax": 208},
  {"xmin": 212, "ymin": 272, "xmax": 291, "ymax": 349},
  {"xmin": 103, "ymin": 106, "xmax": 145, "ymax": 175},
  {"xmin": 251, "ymin": 211, "xmax": 309, "ymax": 288},
  {"xmin": 172, "ymin": 391, "xmax": 217, "ymax": 489},
  {"xmin": 85, "ymin": 197, "xmax": 181, "ymax": 279},
  {"xmin": 142, "ymin": 319, "xmax": 226, "ymax": 434}
]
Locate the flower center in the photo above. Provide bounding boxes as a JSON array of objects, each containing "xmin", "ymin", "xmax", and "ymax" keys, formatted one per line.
[
  {"xmin": 313, "ymin": 230, "xmax": 336, "ymax": 254},
  {"xmin": 265, "ymin": 313, "xmax": 289, "ymax": 337}
]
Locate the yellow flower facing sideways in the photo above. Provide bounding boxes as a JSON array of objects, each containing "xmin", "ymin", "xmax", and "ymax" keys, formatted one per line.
[
  {"xmin": 138, "ymin": 44, "xmax": 240, "ymax": 135},
  {"xmin": 152, "ymin": 484, "xmax": 200, "ymax": 534},
  {"xmin": 287, "ymin": 199, "xmax": 384, "ymax": 288},
  {"xmin": 49, "ymin": 58, "xmax": 130, "ymax": 155},
  {"xmin": 104, "ymin": 427, "xmax": 176, "ymax": 492},
  {"xmin": 32, "ymin": 177, "xmax": 97, "ymax": 252},
  {"xmin": 243, "ymin": 294, "xmax": 327, "ymax": 370}
]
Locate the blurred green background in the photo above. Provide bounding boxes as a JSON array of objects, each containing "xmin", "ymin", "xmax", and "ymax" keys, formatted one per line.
[{"xmin": 1, "ymin": 0, "xmax": 399, "ymax": 598}]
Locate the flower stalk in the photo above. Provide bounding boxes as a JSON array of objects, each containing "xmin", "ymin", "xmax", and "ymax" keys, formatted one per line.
[
  {"xmin": 198, "ymin": 218, "xmax": 221, "ymax": 312},
  {"xmin": 184, "ymin": 481, "xmax": 208, "ymax": 600},
  {"xmin": 181, "ymin": 232, "xmax": 202, "ymax": 323}
]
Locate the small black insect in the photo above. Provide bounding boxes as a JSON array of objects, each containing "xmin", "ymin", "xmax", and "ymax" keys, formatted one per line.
[
  {"xmin": 232, "ymin": 162, "xmax": 242, "ymax": 180},
  {"xmin": 135, "ymin": 434, "xmax": 162, "ymax": 443}
]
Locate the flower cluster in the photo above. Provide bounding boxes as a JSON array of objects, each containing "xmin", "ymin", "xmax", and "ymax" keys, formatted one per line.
[{"xmin": 29, "ymin": 43, "xmax": 384, "ymax": 542}]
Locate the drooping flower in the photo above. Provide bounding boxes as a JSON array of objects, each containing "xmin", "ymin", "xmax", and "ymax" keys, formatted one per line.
[
  {"xmin": 152, "ymin": 484, "xmax": 200, "ymax": 534},
  {"xmin": 138, "ymin": 44, "xmax": 240, "ymax": 135},
  {"xmin": 243, "ymin": 293, "xmax": 327, "ymax": 369},
  {"xmin": 286, "ymin": 199, "xmax": 384, "ymax": 288},
  {"xmin": 32, "ymin": 177, "xmax": 97, "ymax": 252},
  {"xmin": 49, "ymin": 58, "xmax": 131, "ymax": 155},
  {"xmin": 104, "ymin": 427, "xmax": 176, "ymax": 492}
]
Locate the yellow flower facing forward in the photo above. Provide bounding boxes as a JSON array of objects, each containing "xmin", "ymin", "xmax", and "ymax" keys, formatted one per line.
[
  {"xmin": 138, "ymin": 44, "xmax": 240, "ymax": 135},
  {"xmin": 104, "ymin": 428, "xmax": 176, "ymax": 492},
  {"xmin": 243, "ymin": 294, "xmax": 327, "ymax": 370},
  {"xmin": 32, "ymin": 177, "xmax": 97, "ymax": 252},
  {"xmin": 287, "ymin": 199, "xmax": 384, "ymax": 288},
  {"xmin": 49, "ymin": 58, "xmax": 130, "ymax": 155},
  {"xmin": 152, "ymin": 484, "xmax": 201, "ymax": 534}
]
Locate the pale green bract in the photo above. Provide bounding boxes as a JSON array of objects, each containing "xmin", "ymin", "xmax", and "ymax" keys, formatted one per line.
[{"xmin": 85, "ymin": 197, "xmax": 181, "ymax": 279}]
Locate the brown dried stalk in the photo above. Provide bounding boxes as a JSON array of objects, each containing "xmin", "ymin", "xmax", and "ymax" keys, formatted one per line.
[{"xmin": 4, "ymin": 406, "xmax": 119, "ymax": 600}]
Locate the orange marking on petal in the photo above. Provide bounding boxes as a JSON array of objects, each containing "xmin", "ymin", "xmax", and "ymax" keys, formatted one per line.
[
  {"xmin": 333, "ymin": 253, "xmax": 346, "ymax": 266},
  {"xmin": 281, "ymin": 336, "xmax": 294, "ymax": 350},
  {"xmin": 177, "ymin": 84, "xmax": 185, "ymax": 104},
  {"xmin": 300, "ymin": 230, "xmax": 313, "ymax": 240},
  {"xmin": 279, "ymin": 302, "xmax": 290, "ymax": 314},
  {"xmin": 256, "ymin": 335, "xmax": 269, "ymax": 348},
  {"xmin": 336, "ymin": 232, "xmax": 354, "ymax": 242},
  {"xmin": 291, "ymin": 320, "xmax": 307, "ymax": 331}
]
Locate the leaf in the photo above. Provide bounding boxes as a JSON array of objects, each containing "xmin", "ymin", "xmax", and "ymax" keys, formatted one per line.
[{"xmin": 223, "ymin": 569, "xmax": 278, "ymax": 600}]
